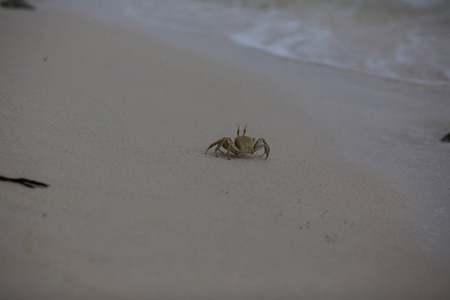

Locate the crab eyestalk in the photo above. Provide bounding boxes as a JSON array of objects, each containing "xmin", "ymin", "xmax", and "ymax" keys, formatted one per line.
[{"xmin": 237, "ymin": 124, "xmax": 247, "ymax": 136}]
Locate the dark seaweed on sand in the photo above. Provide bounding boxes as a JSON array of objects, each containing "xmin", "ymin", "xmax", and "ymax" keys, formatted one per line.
[
  {"xmin": 441, "ymin": 132, "xmax": 450, "ymax": 143},
  {"xmin": 1, "ymin": 0, "xmax": 34, "ymax": 10},
  {"xmin": 0, "ymin": 175, "xmax": 48, "ymax": 188}
]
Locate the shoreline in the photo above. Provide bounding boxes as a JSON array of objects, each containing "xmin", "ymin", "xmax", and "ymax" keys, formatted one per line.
[{"xmin": 1, "ymin": 8, "xmax": 449, "ymax": 299}]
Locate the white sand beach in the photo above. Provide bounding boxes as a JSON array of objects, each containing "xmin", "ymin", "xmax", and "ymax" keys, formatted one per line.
[{"xmin": 1, "ymin": 7, "xmax": 449, "ymax": 299}]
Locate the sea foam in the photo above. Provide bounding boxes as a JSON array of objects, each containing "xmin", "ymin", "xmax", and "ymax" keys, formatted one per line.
[{"xmin": 38, "ymin": 0, "xmax": 450, "ymax": 86}]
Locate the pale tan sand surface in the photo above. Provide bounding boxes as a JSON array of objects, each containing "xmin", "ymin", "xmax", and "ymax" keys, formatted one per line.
[{"xmin": 1, "ymin": 9, "xmax": 449, "ymax": 299}]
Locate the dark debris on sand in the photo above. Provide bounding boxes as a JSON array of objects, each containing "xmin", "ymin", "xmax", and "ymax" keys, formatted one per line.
[
  {"xmin": 1, "ymin": 0, "xmax": 35, "ymax": 10},
  {"xmin": 441, "ymin": 132, "xmax": 450, "ymax": 143},
  {"xmin": 0, "ymin": 175, "xmax": 48, "ymax": 188}
]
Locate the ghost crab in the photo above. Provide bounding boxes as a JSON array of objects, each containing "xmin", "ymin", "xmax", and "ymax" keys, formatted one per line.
[{"xmin": 205, "ymin": 125, "xmax": 270, "ymax": 160}]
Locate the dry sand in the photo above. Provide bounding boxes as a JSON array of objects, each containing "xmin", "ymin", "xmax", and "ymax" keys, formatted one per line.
[{"xmin": 1, "ymin": 9, "xmax": 449, "ymax": 299}]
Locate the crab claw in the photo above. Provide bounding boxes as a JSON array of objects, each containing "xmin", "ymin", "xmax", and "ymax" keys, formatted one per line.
[{"xmin": 254, "ymin": 138, "xmax": 270, "ymax": 160}]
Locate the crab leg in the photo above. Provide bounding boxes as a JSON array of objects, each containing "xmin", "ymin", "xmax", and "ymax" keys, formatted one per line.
[
  {"xmin": 218, "ymin": 138, "xmax": 232, "ymax": 159},
  {"xmin": 205, "ymin": 137, "xmax": 240, "ymax": 159},
  {"xmin": 222, "ymin": 138, "xmax": 241, "ymax": 160},
  {"xmin": 205, "ymin": 138, "xmax": 227, "ymax": 157}
]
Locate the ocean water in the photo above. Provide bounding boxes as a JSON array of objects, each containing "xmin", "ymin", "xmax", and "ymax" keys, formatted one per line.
[{"xmin": 39, "ymin": 0, "xmax": 450, "ymax": 86}]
